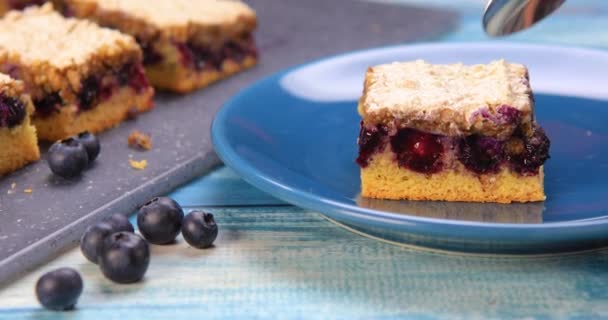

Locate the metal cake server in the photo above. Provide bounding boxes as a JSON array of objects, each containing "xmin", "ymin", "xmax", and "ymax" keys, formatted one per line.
[{"xmin": 483, "ymin": 0, "xmax": 566, "ymax": 36}]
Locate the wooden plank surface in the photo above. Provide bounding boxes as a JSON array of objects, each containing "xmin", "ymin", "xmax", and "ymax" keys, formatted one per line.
[
  {"xmin": 1, "ymin": 206, "xmax": 608, "ymax": 319},
  {"xmin": 171, "ymin": 167, "xmax": 286, "ymax": 207}
]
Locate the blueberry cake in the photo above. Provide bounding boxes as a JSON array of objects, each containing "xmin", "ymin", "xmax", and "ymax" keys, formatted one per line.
[
  {"xmin": 357, "ymin": 60, "xmax": 550, "ymax": 203},
  {"xmin": 0, "ymin": 73, "xmax": 40, "ymax": 176},
  {"xmin": 64, "ymin": 0, "xmax": 258, "ymax": 93},
  {"xmin": 0, "ymin": 4, "xmax": 154, "ymax": 141}
]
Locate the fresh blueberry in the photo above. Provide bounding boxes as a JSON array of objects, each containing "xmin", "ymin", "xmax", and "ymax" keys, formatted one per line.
[
  {"xmin": 35, "ymin": 268, "xmax": 83, "ymax": 311},
  {"xmin": 102, "ymin": 213, "xmax": 134, "ymax": 233},
  {"xmin": 99, "ymin": 232, "xmax": 150, "ymax": 284},
  {"xmin": 137, "ymin": 197, "xmax": 184, "ymax": 245},
  {"xmin": 74, "ymin": 131, "xmax": 100, "ymax": 162},
  {"xmin": 181, "ymin": 210, "xmax": 218, "ymax": 249},
  {"xmin": 80, "ymin": 222, "xmax": 114, "ymax": 264},
  {"xmin": 48, "ymin": 138, "xmax": 89, "ymax": 178}
]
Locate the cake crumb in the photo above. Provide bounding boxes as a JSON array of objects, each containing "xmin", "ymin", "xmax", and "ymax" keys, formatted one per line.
[
  {"xmin": 10, "ymin": 183, "xmax": 16, "ymax": 190},
  {"xmin": 129, "ymin": 159, "xmax": 148, "ymax": 170},
  {"xmin": 128, "ymin": 130, "xmax": 152, "ymax": 151},
  {"xmin": 24, "ymin": 189, "xmax": 32, "ymax": 194}
]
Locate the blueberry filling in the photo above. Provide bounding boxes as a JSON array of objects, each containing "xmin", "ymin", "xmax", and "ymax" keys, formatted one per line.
[
  {"xmin": 175, "ymin": 42, "xmax": 222, "ymax": 71},
  {"xmin": 0, "ymin": 95, "xmax": 26, "ymax": 128},
  {"xmin": 136, "ymin": 38, "xmax": 164, "ymax": 66},
  {"xmin": 118, "ymin": 63, "xmax": 150, "ymax": 94},
  {"xmin": 357, "ymin": 124, "xmax": 550, "ymax": 176},
  {"xmin": 78, "ymin": 76, "xmax": 100, "ymax": 111},
  {"xmin": 72, "ymin": 63, "xmax": 150, "ymax": 112},
  {"xmin": 390, "ymin": 128, "xmax": 444, "ymax": 174},
  {"xmin": 458, "ymin": 135, "xmax": 503, "ymax": 174},
  {"xmin": 506, "ymin": 127, "xmax": 551, "ymax": 175},
  {"xmin": 356, "ymin": 123, "xmax": 387, "ymax": 167},
  {"xmin": 34, "ymin": 92, "xmax": 63, "ymax": 117},
  {"xmin": 173, "ymin": 35, "xmax": 258, "ymax": 71},
  {"xmin": 496, "ymin": 105, "xmax": 523, "ymax": 125},
  {"xmin": 473, "ymin": 105, "xmax": 523, "ymax": 132}
]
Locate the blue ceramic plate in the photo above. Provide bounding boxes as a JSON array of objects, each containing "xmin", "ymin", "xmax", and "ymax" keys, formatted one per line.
[{"xmin": 212, "ymin": 43, "xmax": 608, "ymax": 254}]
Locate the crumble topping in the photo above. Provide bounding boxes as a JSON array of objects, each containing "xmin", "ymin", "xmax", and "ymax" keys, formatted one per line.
[
  {"xmin": 0, "ymin": 73, "xmax": 24, "ymax": 96},
  {"xmin": 129, "ymin": 158, "xmax": 148, "ymax": 170},
  {"xmin": 128, "ymin": 130, "xmax": 152, "ymax": 150},
  {"xmin": 359, "ymin": 60, "xmax": 534, "ymax": 138},
  {"xmin": 66, "ymin": 0, "xmax": 257, "ymax": 42},
  {"xmin": 0, "ymin": 4, "xmax": 138, "ymax": 69}
]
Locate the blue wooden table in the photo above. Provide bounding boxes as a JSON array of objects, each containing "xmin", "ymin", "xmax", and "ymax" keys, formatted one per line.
[{"xmin": 2, "ymin": 1, "xmax": 608, "ymax": 319}]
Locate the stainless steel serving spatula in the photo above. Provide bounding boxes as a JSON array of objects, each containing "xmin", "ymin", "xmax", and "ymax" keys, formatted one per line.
[{"xmin": 483, "ymin": 0, "xmax": 566, "ymax": 36}]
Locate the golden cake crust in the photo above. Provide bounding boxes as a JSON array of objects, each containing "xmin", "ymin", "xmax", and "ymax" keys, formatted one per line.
[
  {"xmin": 359, "ymin": 60, "xmax": 534, "ymax": 138},
  {"xmin": 0, "ymin": 4, "xmax": 141, "ymax": 100},
  {"xmin": 33, "ymin": 86, "xmax": 154, "ymax": 141},
  {"xmin": 360, "ymin": 150, "xmax": 545, "ymax": 204},
  {"xmin": 66, "ymin": 0, "xmax": 257, "ymax": 43},
  {"xmin": 145, "ymin": 56, "xmax": 257, "ymax": 93}
]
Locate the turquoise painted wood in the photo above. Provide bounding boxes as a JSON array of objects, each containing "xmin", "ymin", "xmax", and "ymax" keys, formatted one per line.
[
  {"xmin": 2, "ymin": 206, "xmax": 608, "ymax": 319},
  {"xmin": 2, "ymin": 1, "xmax": 608, "ymax": 319},
  {"xmin": 170, "ymin": 167, "xmax": 286, "ymax": 207}
]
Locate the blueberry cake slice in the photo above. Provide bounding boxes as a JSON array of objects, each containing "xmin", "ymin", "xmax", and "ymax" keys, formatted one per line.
[
  {"xmin": 0, "ymin": 4, "xmax": 154, "ymax": 141},
  {"xmin": 0, "ymin": 73, "xmax": 40, "ymax": 176},
  {"xmin": 65, "ymin": 0, "xmax": 258, "ymax": 93},
  {"xmin": 357, "ymin": 60, "xmax": 550, "ymax": 203}
]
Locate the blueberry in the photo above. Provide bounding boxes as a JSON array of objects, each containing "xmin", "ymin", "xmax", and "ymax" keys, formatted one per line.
[
  {"xmin": 137, "ymin": 197, "xmax": 184, "ymax": 245},
  {"xmin": 508, "ymin": 126, "xmax": 551, "ymax": 175},
  {"xmin": 35, "ymin": 268, "xmax": 83, "ymax": 311},
  {"xmin": 33, "ymin": 92, "xmax": 63, "ymax": 117},
  {"xmin": 102, "ymin": 213, "xmax": 134, "ymax": 233},
  {"xmin": 99, "ymin": 232, "xmax": 150, "ymax": 284},
  {"xmin": 80, "ymin": 222, "xmax": 114, "ymax": 264},
  {"xmin": 356, "ymin": 124, "xmax": 388, "ymax": 168},
  {"xmin": 74, "ymin": 131, "xmax": 100, "ymax": 162},
  {"xmin": 48, "ymin": 138, "xmax": 89, "ymax": 178},
  {"xmin": 457, "ymin": 135, "xmax": 504, "ymax": 174},
  {"xmin": 0, "ymin": 95, "xmax": 26, "ymax": 128},
  {"xmin": 78, "ymin": 76, "xmax": 100, "ymax": 110},
  {"xmin": 181, "ymin": 211, "xmax": 218, "ymax": 249},
  {"xmin": 390, "ymin": 128, "xmax": 444, "ymax": 174}
]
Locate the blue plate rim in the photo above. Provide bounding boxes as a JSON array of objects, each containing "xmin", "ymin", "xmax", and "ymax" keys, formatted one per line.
[{"xmin": 212, "ymin": 41, "xmax": 608, "ymax": 233}]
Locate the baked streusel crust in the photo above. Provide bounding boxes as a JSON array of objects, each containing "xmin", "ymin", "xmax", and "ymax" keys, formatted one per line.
[
  {"xmin": 359, "ymin": 59, "xmax": 534, "ymax": 139},
  {"xmin": 66, "ymin": 0, "xmax": 256, "ymax": 45}
]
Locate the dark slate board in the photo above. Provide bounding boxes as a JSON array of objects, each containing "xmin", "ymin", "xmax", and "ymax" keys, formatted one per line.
[{"xmin": 0, "ymin": 0, "xmax": 457, "ymax": 285}]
